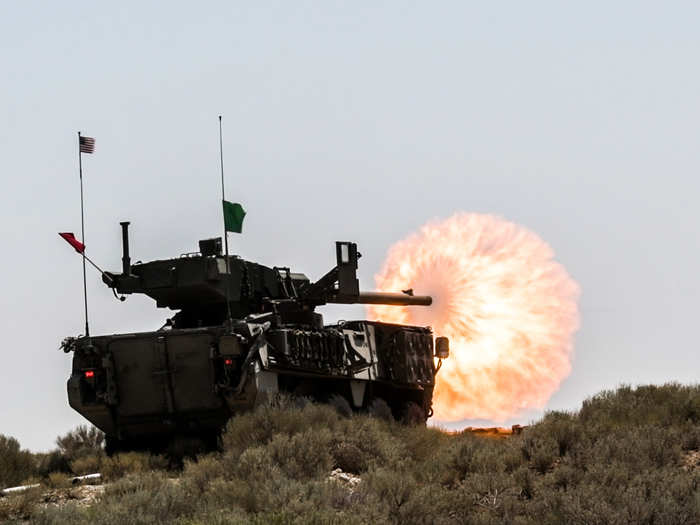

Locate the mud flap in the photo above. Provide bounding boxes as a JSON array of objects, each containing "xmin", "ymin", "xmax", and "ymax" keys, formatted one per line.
[
  {"xmin": 254, "ymin": 365, "xmax": 279, "ymax": 405},
  {"xmin": 350, "ymin": 380, "xmax": 366, "ymax": 408}
]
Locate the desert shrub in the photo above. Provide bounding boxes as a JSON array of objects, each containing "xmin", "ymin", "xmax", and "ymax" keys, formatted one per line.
[
  {"xmin": 0, "ymin": 486, "xmax": 42, "ymax": 522},
  {"xmin": 368, "ymin": 398, "xmax": 394, "ymax": 422},
  {"xmin": 387, "ymin": 484, "xmax": 447, "ymax": 525},
  {"xmin": 215, "ymin": 444, "xmax": 314, "ymax": 513},
  {"xmin": 35, "ymin": 450, "xmax": 72, "ymax": 477},
  {"xmin": 544, "ymin": 468, "xmax": 699, "ymax": 525},
  {"xmin": 328, "ymin": 394, "xmax": 353, "ymax": 418},
  {"xmin": 397, "ymin": 424, "xmax": 451, "ymax": 462},
  {"xmin": 584, "ymin": 427, "xmax": 680, "ymax": 473},
  {"xmin": 521, "ymin": 411, "xmax": 581, "ymax": 476},
  {"xmin": 222, "ymin": 397, "xmax": 341, "ymax": 458},
  {"xmin": 501, "ymin": 442, "xmax": 526, "ymax": 473},
  {"xmin": 331, "ymin": 441, "xmax": 367, "ymax": 473},
  {"xmin": 579, "ymin": 383, "xmax": 700, "ymax": 430},
  {"xmin": 520, "ymin": 433, "xmax": 558, "ymax": 474},
  {"xmin": 330, "ymin": 417, "xmax": 404, "ymax": 474},
  {"xmin": 102, "ymin": 471, "xmax": 167, "ymax": 498},
  {"xmin": 235, "ymin": 445, "xmax": 280, "ymax": 482},
  {"xmin": 531, "ymin": 447, "xmax": 556, "ymax": 475},
  {"xmin": 291, "ymin": 401, "xmax": 344, "ymax": 431},
  {"xmin": 30, "ymin": 472, "xmax": 196, "ymax": 525},
  {"xmin": 637, "ymin": 426, "xmax": 681, "ymax": 468},
  {"xmin": 0, "ymin": 434, "xmax": 35, "ymax": 487},
  {"xmin": 513, "ymin": 466, "xmax": 535, "ymax": 500},
  {"xmin": 268, "ymin": 429, "xmax": 334, "ymax": 479},
  {"xmin": 100, "ymin": 451, "xmax": 166, "ymax": 481},
  {"xmin": 449, "ymin": 436, "xmax": 480, "ymax": 481},
  {"xmin": 536, "ymin": 411, "xmax": 580, "ymax": 456},
  {"xmin": 181, "ymin": 454, "xmax": 227, "ymax": 494},
  {"xmin": 549, "ymin": 462, "xmax": 580, "ymax": 491},
  {"xmin": 173, "ymin": 506, "xmax": 251, "ymax": 525},
  {"xmin": 473, "ymin": 440, "xmax": 509, "ymax": 474},
  {"xmin": 679, "ymin": 423, "xmax": 700, "ymax": 451},
  {"xmin": 272, "ymin": 478, "xmax": 371, "ymax": 521},
  {"xmin": 46, "ymin": 472, "xmax": 72, "ymax": 489},
  {"xmin": 203, "ymin": 477, "xmax": 271, "ymax": 514},
  {"xmin": 93, "ymin": 472, "xmax": 191, "ymax": 524},
  {"xmin": 460, "ymin": 470, "xmax": 514, "ymax": 506},
  {"xmin": 16, "ymin": 383, "xmax": 700, "ymax": 524},
  {"xmin": 203, "ymin": 473, "xmax": 313, "ymax": 515},
  {"xmin": 31, "ymin": 424, "xmax": 106, "ymax": 481},
  {"xmin": 55, "ymin": 425, "xmax": 104, "ymax": 461},
  {"xmin": 69, "ymin": 453, "xmax": 102, "ymax": 476},
  {"xmin": 361, "ymin": 466, "xmax": 418, "ymax": 520},
  {"xmin": 242, "ymin": 508, "xmax": 366, "ymax": 525}
]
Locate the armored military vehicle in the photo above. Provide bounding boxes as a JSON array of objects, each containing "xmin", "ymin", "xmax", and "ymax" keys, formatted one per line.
[{"xmin": 61, "ymin": 222, "xmax": 449, "ymax": 453}]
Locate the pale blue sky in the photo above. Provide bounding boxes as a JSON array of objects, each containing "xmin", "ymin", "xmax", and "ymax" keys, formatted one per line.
[{"xmin": 1, "ymin": 1, "xmax": 699, "ymax": 450}]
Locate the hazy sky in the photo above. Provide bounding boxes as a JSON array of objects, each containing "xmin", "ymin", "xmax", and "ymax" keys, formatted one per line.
[{"xmin": 2, "ymin": 2, "xmax": 699, "ymax": 451}]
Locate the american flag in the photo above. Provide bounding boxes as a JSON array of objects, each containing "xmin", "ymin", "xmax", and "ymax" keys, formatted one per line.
[{"xmin": 79, "ymin": 136, "xmax": 95, "ymax": 154}]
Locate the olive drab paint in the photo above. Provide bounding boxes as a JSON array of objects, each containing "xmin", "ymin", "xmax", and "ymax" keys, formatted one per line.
[{"xmin": 61, "ymin": 223, "xmax": 448, "ymax": 454}]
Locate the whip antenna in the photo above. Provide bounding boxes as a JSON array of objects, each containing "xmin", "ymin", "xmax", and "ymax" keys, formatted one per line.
[
  {"xmin": 77, "ymin": 132, "xmax": 95, "ymax": 336},
  {"xmin": 219, "ymin": 116, "xmax": 234, "ymax": 330}
]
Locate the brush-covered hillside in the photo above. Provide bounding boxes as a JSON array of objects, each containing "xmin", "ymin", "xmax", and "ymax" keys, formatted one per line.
[{"xmin": 1, "ymin": 383, "xmax": 699, "ymax": 524}]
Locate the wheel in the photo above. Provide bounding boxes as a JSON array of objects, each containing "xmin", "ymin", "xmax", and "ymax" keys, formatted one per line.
[
  {"xmin": 401, "ymin": 401, "xmax": 427, "ymax": 426},
  {"xmin": 368, "ymin": 397, "xmax": 394, "ymax": 422},
  {"xmin": 328, "ymin": 394, "xmax": 353, "ymax": 418}
]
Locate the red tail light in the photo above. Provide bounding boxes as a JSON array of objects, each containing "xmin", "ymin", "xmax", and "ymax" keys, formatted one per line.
[
  {"xmin": 224, "ymin": 359, "xmax": 233, "ymax": 366},
  {"xmin": 84, "ymin": 370, "xmax": 95, "ymax": 378}
]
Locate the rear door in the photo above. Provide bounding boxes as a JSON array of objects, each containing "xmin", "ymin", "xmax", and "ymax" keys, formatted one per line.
[
  {"xmin": 109, "ymin": 336, "xmax": 169, "ymax": 417},
  {"xmin": 108, "ymin": 331, "xmax": 221, "ymax": 418},
  {"xmin": 166, "ymin": 332, "xmax": 221, "ymax": 412}
]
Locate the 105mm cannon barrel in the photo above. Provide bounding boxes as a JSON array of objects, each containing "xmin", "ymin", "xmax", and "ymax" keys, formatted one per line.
[{"xmin": 330, "ymin": 291, "xmax": 432, "ymax": 306}]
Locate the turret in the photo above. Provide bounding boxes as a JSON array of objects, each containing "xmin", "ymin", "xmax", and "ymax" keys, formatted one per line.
[{"xmin": 102, "ymin": 223, "xmax": 430, "ymax": 328}]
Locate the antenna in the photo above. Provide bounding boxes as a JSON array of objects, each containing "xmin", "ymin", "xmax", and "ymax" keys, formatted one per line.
[
  {"xmin": 78, "ymin": 131, "xmax": 89, "ymax": 336},
  {"xmin": 219, "ymin": 116, "xmax": 234, "ymax": 330}
]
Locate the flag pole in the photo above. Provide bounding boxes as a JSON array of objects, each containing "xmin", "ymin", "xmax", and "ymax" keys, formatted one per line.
[
  {"xmin": 82, "ymin": 253, "xmax": 112, "ymax": 282},
  {"xmin": 219, "ymin": 116, "xmax": 234, "ymax": 330},
  {"xmin": 78, "ymin": 131, "xmax": 90, "ymax": 337}
]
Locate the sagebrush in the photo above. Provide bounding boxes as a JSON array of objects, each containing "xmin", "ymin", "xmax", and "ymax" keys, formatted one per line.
[{"xmin": 1, "ymin": 383, "xmax": 698, "ymax": 524}]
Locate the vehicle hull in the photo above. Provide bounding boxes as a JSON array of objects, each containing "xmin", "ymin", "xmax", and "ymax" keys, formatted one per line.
[{"xmin": 67, "ymin": 320, "xmax": 437, "ymax": 452}]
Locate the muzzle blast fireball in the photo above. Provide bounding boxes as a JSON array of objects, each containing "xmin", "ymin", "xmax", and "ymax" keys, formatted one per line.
[{"xmin": 368, "ymin": 213, "xmax": 580, "ymax": 422}]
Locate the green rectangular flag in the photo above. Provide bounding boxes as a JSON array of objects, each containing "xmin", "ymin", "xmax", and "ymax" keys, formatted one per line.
[{"xmin": 223, "ymin": 200, "xmax": 246, "ymax": 233}]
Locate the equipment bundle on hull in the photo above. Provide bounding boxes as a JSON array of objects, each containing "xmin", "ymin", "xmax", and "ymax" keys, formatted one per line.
[{"xmin": 61, "ymin": 223, "xmax": 449, "ymax": 454}]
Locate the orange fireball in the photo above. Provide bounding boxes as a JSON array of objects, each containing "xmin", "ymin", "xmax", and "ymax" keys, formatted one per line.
[{"xmin": 367, "ymin": 213, "xmax": 580, "ymax": 422}]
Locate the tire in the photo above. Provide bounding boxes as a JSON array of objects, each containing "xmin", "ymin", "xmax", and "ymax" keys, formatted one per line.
[
  {"xmin": 401, "ymin": 401, "xmax": 427, "ymax": 426},
  {"xmin": 368, "ymin": 398, "xmax": 394, "ymax": 422}
]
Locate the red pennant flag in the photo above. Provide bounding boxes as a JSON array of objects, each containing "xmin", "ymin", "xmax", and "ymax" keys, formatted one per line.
[{"xmin": 59, "ymin": 232, "xmax": 85, "ymax": 254}]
